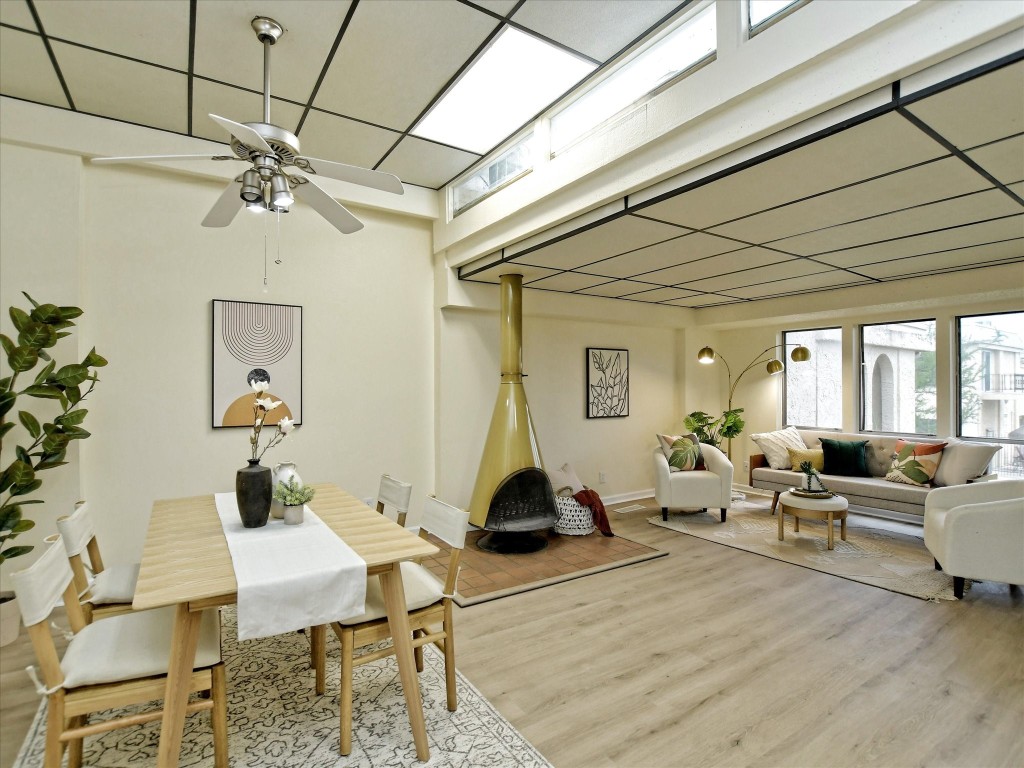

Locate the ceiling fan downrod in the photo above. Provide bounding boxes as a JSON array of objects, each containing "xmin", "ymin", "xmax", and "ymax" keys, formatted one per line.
[{"xmin": 251, "ymin": 17, "xmax": 283, "ymax": 126}]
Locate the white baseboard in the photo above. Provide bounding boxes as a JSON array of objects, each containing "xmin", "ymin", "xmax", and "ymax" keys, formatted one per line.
[{"xmin": 600, "ymin": 488, "xmax": 655, "ymax": 505}]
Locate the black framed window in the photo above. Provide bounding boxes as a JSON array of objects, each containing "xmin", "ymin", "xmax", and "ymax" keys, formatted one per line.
[
  {"xmin": 957, "ymin": 311, "xmax": 1024, "ymax": 478},
  {"xmin": 860, "ymin": 319, "xmax": 937, "ymax": 434},
  {"xmin": 783, "ymin": 327, "xmax": 841, "ymax": 429}
]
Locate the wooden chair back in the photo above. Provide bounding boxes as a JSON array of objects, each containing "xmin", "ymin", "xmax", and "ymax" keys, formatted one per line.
[
  {"xmin": 376, "ymin": 474, "xmax": 413, "ymax": 527},
  {"xmin": 418, "ymin": 496, "xmax": 469, "ymax": 597},
  {"xmin": 55, "ymin": 501, "xmax": 106, "ymax": 606}
]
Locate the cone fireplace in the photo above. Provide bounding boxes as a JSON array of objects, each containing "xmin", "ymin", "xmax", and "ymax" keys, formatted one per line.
[{"xmin": 468, "ymin": 274, "xmax": 557, "ymax": 553}]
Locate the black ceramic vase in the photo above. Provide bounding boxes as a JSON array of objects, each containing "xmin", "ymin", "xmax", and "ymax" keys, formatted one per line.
[{"xmin": 236, "ymin": 459, "xmax": 272, "ymax": 528}]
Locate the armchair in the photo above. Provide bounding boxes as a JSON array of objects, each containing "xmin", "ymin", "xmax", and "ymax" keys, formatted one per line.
[
  {"xmin": 924, "ymin": 479, "xmax": 1024, "ymax": 599},
  {"xmin": 654, "ymin": 443, "xmax": 734, "ymax": 522}
]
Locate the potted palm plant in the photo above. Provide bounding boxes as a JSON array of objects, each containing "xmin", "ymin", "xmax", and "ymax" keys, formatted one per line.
[{"xmin": 0, "ymin": 292, "xmax": 106, "ymax": 646}]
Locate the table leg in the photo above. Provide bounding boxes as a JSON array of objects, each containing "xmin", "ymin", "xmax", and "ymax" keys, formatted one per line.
[
  {"xmin": 827, "ymin": 511, "xmax": 834, "ymax": 550},
  {"xmin": 157, "ymin": 604, "xmax": 203, "ymax": 768},
  {"xmin": 794, "ymin": 514, "xmax": 800, "ymax": 533},
  {"xmin": 841, "ymin": 515, "xmax": 847, "ymax": 541},
  {"xmin": 778, "ymin": 506, "xmax": 784, "ymax": 541},
  {"xmin": 380, "ymin": 564, "xmax": 430, "ymax": 761}
]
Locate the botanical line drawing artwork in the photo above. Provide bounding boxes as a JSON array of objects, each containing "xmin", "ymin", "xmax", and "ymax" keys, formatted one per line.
[{"xmin": 587, "ymin": 348, "xmax": 629, "ymax": 418}]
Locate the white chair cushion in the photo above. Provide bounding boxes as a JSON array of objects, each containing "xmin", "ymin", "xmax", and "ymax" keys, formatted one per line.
[
  {"xmin": 339, "ymin": 562, "xmax": 444, "ymax": 625},
  {"xmin": 89, "ymin": 563, "xmax": 140, "ymax": 604},
  {"xmin": 61, "ymin": 606, "xmax": 221, "ymax": 689}
]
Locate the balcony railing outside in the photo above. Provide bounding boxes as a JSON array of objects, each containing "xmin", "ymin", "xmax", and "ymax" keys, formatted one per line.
[{"xmin": 981, "ymin": 373, "xmax": 1024, "ymax": 393}]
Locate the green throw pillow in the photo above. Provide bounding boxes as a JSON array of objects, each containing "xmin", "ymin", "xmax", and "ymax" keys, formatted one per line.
[{"xmin": 819, "ymin": 438, "xmax": 871, "ymax": 477}]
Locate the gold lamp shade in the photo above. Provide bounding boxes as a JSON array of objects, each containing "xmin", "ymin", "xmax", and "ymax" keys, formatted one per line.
[
  {"xmin": 697, "ymin": 346, "xmax": 716, "ymax": 364},
  {"xmin": 766, "ymin": 359, "xmax": 785, "ymax": 375},
  {"xmin": 790, "ymin": 345, "xmax": 811, "ymax": 362}
]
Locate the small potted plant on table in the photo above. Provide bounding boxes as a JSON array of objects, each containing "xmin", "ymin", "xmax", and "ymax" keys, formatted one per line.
[{"xmin": 272, "ymin": 478, "xmax": 315, "ymax": 525}]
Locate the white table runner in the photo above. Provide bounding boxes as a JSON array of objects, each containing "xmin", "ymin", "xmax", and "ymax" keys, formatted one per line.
[{"xmin": 215, "ymin": 493, "xmax": 367, "ymax": 641}]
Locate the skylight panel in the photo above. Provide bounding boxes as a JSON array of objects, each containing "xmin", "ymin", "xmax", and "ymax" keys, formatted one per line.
[
  {"xmin": 412, "ymin": 27, "xmax": 596, "ymax": 155},
  {"xmin": 550, "ymin": 4, "xmax": 716, "ymax": 153}
]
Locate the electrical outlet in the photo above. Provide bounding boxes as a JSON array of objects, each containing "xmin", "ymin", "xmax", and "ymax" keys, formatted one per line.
[
  {"xmin": 743, "ymin": 460, "xmax": 749, "ymax": 471},
  {"xmin": 599, "ymin": 472, "xmax": 607, "ymax": 484}
]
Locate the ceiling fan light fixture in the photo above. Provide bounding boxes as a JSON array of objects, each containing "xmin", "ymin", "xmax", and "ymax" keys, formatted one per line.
[
  {"xmin": 240, "ymin": 169, "xmax": 263, "ymax": 202},
  {"xmin": 270, "ymin": 173, "xmax": 293, "ymax": 210}
]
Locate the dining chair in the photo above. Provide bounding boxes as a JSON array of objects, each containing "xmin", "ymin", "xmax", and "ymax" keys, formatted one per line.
[
  {"xmin": 55, "ymin": 501, "xmax": 139, "ymax": 620},
  {"xmin": 312, "ymin": 495, "xmax": 469, "ymax": 755},
  {"xmin": 376, "ymin": 474, "xmax": 413, "ymax": 527},
  {"xmin": 11, "ymin": 535, "xmax": 228, "ymax": 768}
]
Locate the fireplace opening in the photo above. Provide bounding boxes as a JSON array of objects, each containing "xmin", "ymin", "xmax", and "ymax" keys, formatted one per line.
[{"xmin": 476, "ymin": 468, "xmax": 557, "ymax": 554}]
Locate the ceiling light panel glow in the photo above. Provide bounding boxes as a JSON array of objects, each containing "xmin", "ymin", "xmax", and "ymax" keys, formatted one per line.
[{"xmin": 413, "ymin": 27, "xmax": 596, "ymax": 155}]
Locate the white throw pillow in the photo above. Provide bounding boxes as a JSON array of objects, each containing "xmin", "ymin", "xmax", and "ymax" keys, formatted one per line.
[
  {"xmin": 933, "ymin": 440, "xmax": 1001, "ymax": 486},
  {"xmin": 547, "ymin": 463, "xmax": 585, "ymax": 496},
  {"xmin": 750, "ymin": 426, "xmax": 806, "ymax": 470}
]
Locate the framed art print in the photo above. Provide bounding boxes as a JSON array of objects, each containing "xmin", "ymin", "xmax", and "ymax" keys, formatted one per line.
[
  {"xmin": 212, "ymin": 299, "xmax": 302, "ymax": 428},
  {"xmin": 586, "ymin": 347, "xmax": 629, "ymax": 418}
]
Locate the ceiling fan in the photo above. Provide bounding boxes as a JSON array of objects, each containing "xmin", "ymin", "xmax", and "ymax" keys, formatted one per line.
[{"xmin": 91, "ymin": 16, "xmax": 403, "ymax": 236}]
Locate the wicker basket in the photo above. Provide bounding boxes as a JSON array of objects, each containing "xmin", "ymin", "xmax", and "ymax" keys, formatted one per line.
[{"xmin": 553, "ymin": 496, "xmax": 595, "ymax": 535}]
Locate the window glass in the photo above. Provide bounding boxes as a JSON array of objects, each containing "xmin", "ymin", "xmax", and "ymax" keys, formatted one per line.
[
  {"xmin": 958, "ymin": 311, "xmax": 1024, "ymax": 479},
  {"xmin": 860, "ymin": 320, "xmax": 937, "ymax": 434},
  {"xmin": 452, "ymin": 137, "xmax": 532, "ymax": 214},
  {"xmin": 550, "ymin": 4, "xmax": 716, "ymax": 153},
  {"xmin": 783, "ymin": 327, "xmax": 842, "ymax": 429},
  {"xmin": 749, "ymin": 0, "xmax": 803, "ymax": 30}
]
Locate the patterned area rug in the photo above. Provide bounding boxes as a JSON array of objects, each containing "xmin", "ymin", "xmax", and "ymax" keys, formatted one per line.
[
  {"xmin": 13, "ymin": 608, "xmax": 551, "ymax": 768},
  {"xmin": 420, "ymin": 530, "xmax": 666, "ymax": 607},
  {"xmin": 649, "ymin": 502, "xmax": 962, "ymax": 601}
]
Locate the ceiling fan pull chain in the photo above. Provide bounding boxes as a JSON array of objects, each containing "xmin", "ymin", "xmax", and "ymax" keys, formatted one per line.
[
  {"xmin": 275, "ymin": 209, "xmax": 283, "ymax": 265},
  {"xmin": 262, "ymin": 212, "xmax": 269, "ymax": 293}
]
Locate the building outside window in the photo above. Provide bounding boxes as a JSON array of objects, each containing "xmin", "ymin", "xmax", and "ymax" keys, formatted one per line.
[
  {"xmin": 860, "ymin": 320, "xmax": 937, "ymax": 434},
  {"xmin": 783, "ymin": 327, "xmax": 841, "ymax": 429},
  {"xmin": 958, "ymin": 311, "xmax": 1024, "ymax": 479}
]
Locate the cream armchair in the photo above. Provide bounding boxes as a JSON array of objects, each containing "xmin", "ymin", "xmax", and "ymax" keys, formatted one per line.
[
  {"xmin": 924, "ymin": 479, "xmax": 1024, "ymax": 599},
  {"xmin": 654, "ymin": 443, "xmax": 734, "ymax": 522}
]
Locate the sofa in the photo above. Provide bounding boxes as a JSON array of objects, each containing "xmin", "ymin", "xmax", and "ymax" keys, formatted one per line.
[{"xmin": 748, "ymin": 428, "xmax": 1002, "ymax": 519}]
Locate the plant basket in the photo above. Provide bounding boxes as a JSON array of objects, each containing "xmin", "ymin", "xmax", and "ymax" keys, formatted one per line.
[{"xmin": 553, "ymin": 496, "xmax": 595, "ymax": 535}]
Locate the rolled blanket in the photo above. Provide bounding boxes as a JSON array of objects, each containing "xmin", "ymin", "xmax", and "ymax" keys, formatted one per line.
[{"xmin": 573, "ymin": 489, "xmax": 614, "ymax": 537}]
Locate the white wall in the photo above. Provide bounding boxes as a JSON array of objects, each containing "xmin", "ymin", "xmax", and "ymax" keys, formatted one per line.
[{"xmin": 1, "ymin": 143, "xmax": 436, "ymax": 584}]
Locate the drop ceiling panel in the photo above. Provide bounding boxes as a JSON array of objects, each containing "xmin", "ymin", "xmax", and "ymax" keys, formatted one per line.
[
  {"xmin": 52, "ymin": 41, "xmax": 186, "ymax": 132},
  {"xmin": 855, "ymin": 240, "xmax": 1024, "ymax": 279},
  {"xmin": 665, "ymin": 294, "xmax": 744, "ymax": 307},
  {"xmin": 681, "ymin": 257, "xmax": 831, "ymax": 293},
  {"xmin": 0, "ymin": 0, "xmax": 35, "ymax": 28},
  {"xmin": 313, "ymin": 0, "xmax": 497, "ymax": 131},
  {"xmin": 192, "ymin": 81, "xmax": 303, "ymax": 144},
  {"xmin": 377, "ymin": 135, "xmax": 480, "ymax": 189},
  {"xmin": 654, "ymin": 246, "xmax": 792, "ymax": 285},
  {"xmin": 723, "ymin": 270, "xmax": 872, "ymax": 299},
  {"xmin": 620, "ymin": 286, "xmax": 701, "ymax": 303},
  {"xmin": 904, "ymin": 61, "xmax": 1024, "ymax": 149},
  {"xmin": 815, "ymin": 216, "xmax": 1024, "ymax": 268},
  {"xmin": 194, "ymin": 0, "xmax": 350, "ymax": 103},
  {"xmin": 296, "ymin": 109, "xmax": 400, "ymax": 171},
  {"xmin": 527, "ymin": 272, "xmax": 613, "ymax": 292},
  {"xmin": 515, "ymin": 214, "xmax": 686, "ymax": 271},
  {"xmin": 966, "ymin": 134, "xmax": 1024, "ymax": 187},
  {"xmin": 769, "ymin": 189, "xmax": 1022, "ymax": 257},
  {"xmin": 470, "ymin": 0, "xmax": 521, "ymax": 15},
  {"xmin": 512, "ymin": 0, "xmax": 681, "ymax": 60},
  {"xmin": 36, "ymin": 0, "xmax": 189, "ymax": 70},
  {"xmin": 465, "ymin": 262, "xmax": 560, "ymax": 284},
  {"xmin": 575, "ymin": 279, "xmax": 664, "ymax": 298},
  {"xmin": 637, "ymin": 113, "xmax": 949, "ymax": 229},
  {"xmin": 0, "ymin": 27, "xmax": 69, "ymax": 108},
  {"xmin": 709, "ymin": 156, "xmax": 992, "ymax": 243},
  {"xmin": 577, "ymin": 230, "xmax": 739, "ymax": 279}
]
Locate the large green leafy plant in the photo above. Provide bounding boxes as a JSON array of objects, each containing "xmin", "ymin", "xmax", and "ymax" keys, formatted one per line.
[
  {"xmin": 0, "ymin": 293, "xmax": 107, "ymax": 565},
  {"xmin": 683, "ymin": 408, "xmax": 745, "ymax": 450}
]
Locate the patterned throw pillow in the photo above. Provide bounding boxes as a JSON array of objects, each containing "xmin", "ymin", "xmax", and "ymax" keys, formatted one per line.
[
  {"xmin": 787, "ymin": 447, "xmax": 824, "ymax": 472},
  {"xmin": 657, "ymin": 433, "xmax": 705, "ymax": 472},
  {"xmin": 750, "ymin": 426, "xmax": 806, "ymax": 469},
  {"xmin": 886, "ymin": 440, "xmax": 947, "ymax": 486}
]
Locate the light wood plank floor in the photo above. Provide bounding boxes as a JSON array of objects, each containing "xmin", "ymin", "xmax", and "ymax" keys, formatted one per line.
[{"xmin": 2, "ymin": 497, "xmax": 1021, "ymax": 768}]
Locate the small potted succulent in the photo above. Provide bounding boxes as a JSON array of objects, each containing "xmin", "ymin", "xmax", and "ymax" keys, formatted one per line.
[
  {"xmin": 798, "ymin": 460, "xmax": 829, "ymax": 494},
  {"xmin": 272, "ymin": 478, "xmax": 315, "ymax": 525}
]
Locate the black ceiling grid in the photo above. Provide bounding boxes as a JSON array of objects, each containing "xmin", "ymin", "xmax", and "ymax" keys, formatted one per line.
[
  {"xmin": 186, "ymin": 0, "xmax": 197, "ymax": 136},
  {"xmin": 455, "ymin": 52, "xmax": 1024, "ymax": 308},
  {"xmin": 294, "ymin": 0, "xmax": 360, "ymax": 137},
  {"xmin": 24, "ymin": 0, "xmax": 74, "ymax": 110}
]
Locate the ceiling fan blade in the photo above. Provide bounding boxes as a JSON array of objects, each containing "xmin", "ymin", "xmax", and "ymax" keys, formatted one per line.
[
  {"xmin": 91, "ymin": 153, "xmax": 238, "ymax": 164},
  {"xmin": 202, "ymin": 180, "xmax": 244, "ymax": 228},
  {"xmin": 291, "ymin": 176, "xmax": 364, "ymax": 235},
  {"xmin": 209, "ymin": 114, "xmax": 275, "ymax": 154},
  {"xmin": 293, "ymin": 155, "xmax": 404, "ymax": 195}
]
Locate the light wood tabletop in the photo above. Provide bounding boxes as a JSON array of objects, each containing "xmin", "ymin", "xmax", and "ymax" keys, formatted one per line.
[{"xmin": 134, "ymin": 483, "xmax": 440, "ymax": 766}]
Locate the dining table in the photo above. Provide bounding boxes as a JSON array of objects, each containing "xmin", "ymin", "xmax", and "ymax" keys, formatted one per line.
[{"xmin": 133, "ymin": 482, "xmax": 440, "ymax": 766}]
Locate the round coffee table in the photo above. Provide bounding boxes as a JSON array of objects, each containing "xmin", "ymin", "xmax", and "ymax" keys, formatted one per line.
[{"xmin": 778, "ymin": 491, "xmax": 848, "ymax": 550}]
